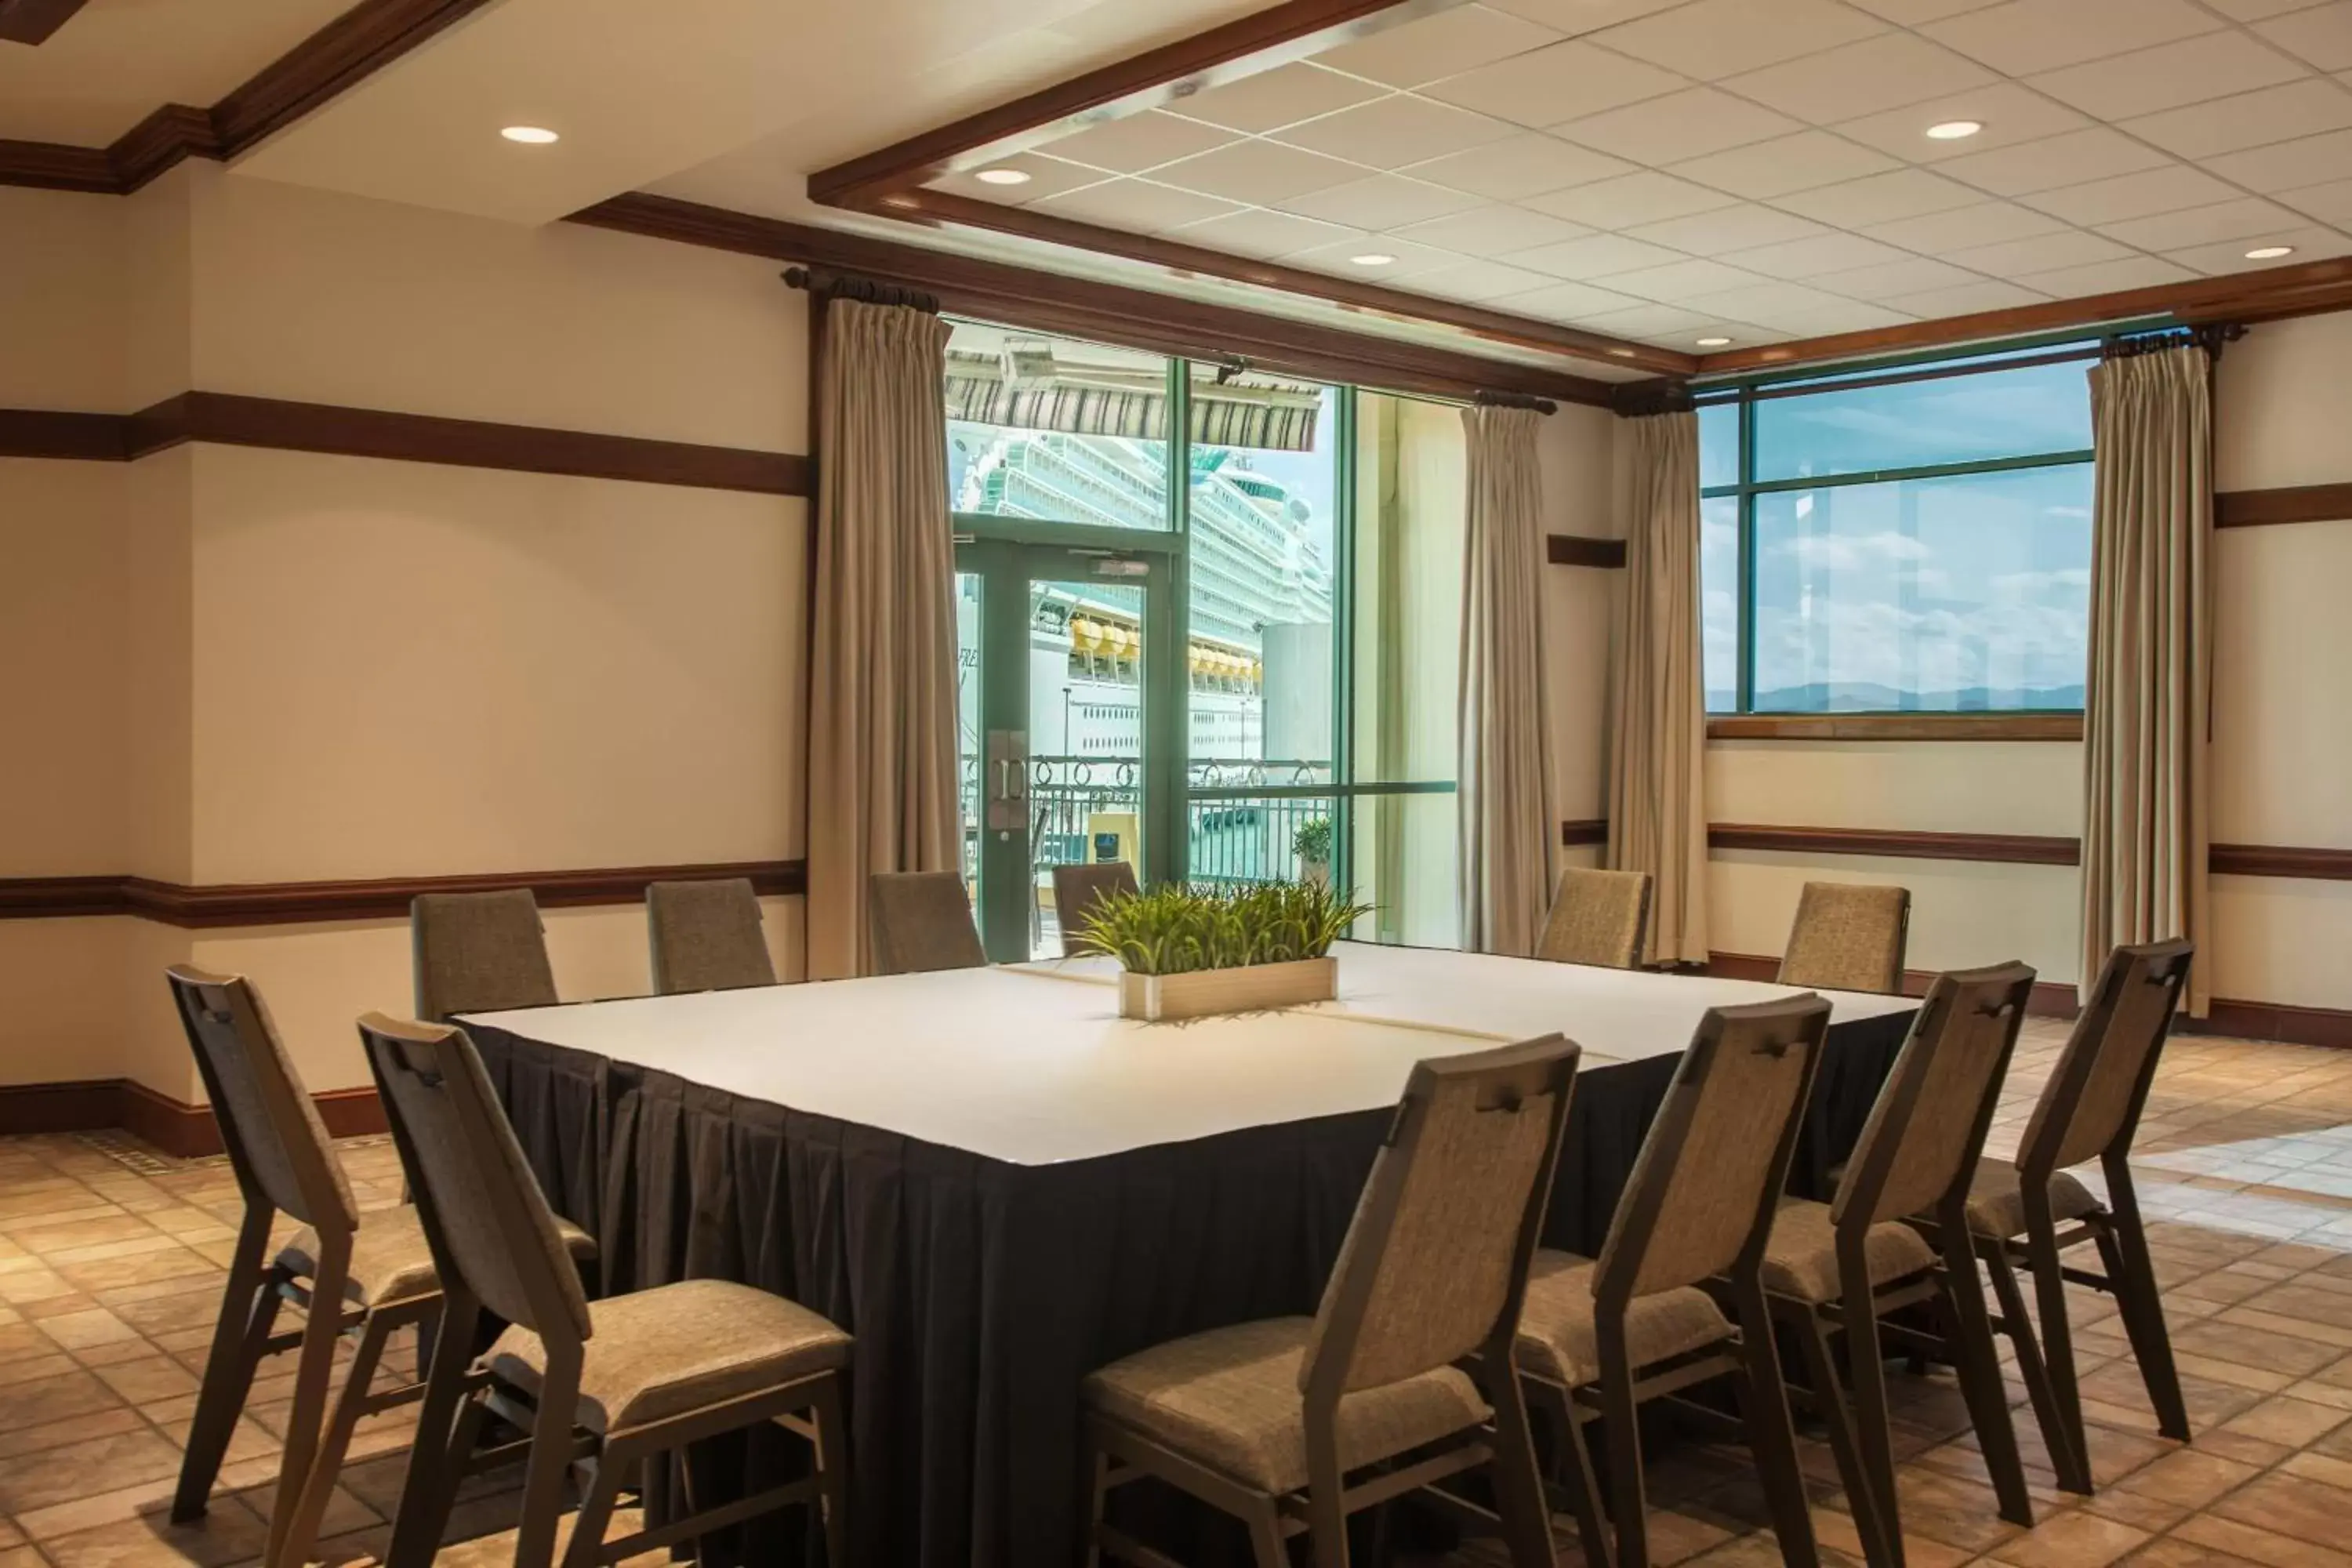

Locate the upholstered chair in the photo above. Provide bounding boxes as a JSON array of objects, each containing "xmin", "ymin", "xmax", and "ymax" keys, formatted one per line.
[
  {"xmin": 868, "ymin": 869, "xmax": 987, "ymax": 975},
  {"xmin": 411, "ymin": 888, "xmax": 558, "ymax": 1022},
  {"xmin": 647, "ymin": 877, "xmax": 776, "ymax": 993},
  {"xmin": 1534, "ymin": 866, "xmax": 1653, "ymax": 969},
  {"xmin": 1777, "ymin": 881, "xmax": 1911, "ymax": 993},
  {"xmin": 1052, "ymin": 861, "xmax": 1139, "ymax": 957}
]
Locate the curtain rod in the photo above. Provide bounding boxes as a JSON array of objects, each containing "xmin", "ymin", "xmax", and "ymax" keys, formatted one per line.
[
  {"xmin": 1472, "ymin": 389, "xmax": 1556, "ymax": 416},
  {"xmin": 2104, "ymin": 321, "xmax": 2245, "ymax": 361},
  {"xmin": 782, "ymin": 267, "xmax": 941, "ymax": 314}
]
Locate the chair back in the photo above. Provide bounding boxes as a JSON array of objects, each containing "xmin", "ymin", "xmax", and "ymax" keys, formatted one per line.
[
  {"xmin": 1833, "ymin": 963, "xmax": 2038, "ymax": 1229},
  {"xmin": 1301, "ymin": 1035, "xmax": 1580, "ymax": 1399},
  {"xmin": 1535, "ymin": 866, "xmax": 1653, "ymax": 969},
  {"xmin": 358, "ymin": 1013, "xmax": 591, "ymax": 1345},
  {"xmin": 868, "ymin": 871, "xmax": 986, "ymax": 975},
  {"xmin": 648, "ymin": 877, "xmax": 776, "ymax": 994},
  {"xmin": 165, "ymin": 966, "xmax": 356, "ymax": 1232},
  {"xmin": 1053, "ymin": 862, "xmax": 1139, "ymax": 957},
  {"xmin": 412, "ymin": 889, "xmax": 558, "ymax": 1022},
  {"xmin": 1595, "ymin": 995, "xmax": 1831, "ymax": 1304},
  {"xmin": 2020, "ymin": 939, "xmax": 2193, "ymax": 1178},
  {"xmin": 1778, "ymin": 881, "xmax": 1910, "ymax": 993}
]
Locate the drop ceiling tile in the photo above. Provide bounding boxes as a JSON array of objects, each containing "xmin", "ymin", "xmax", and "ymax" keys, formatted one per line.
[
  {"xmin": 1721, "ymin": 33, "xmax": 1998, "ymax": 124},
  {"xmin": 2202, "ymin": 0, "xmax": 2337, "ymax": 18},
  {"xmin": 1312, "ymin": 4, "xmax": 1564, "ymax": 88},
  {"xmin": 1667, "ymin": 132, "xmax": 1900, "ymax": 199},
  {"xmin": 1284, "ymin": 237, "xmax": 1465, "ymax": 280},
  {"xmin": 1922, "ymin": 0, "xmax": 2224, "ymax": 76},
  {"xmin": 1674, "ymin": 278, "xmax": 1864, "ymax": 328},
  {"xmin": 1585, "ymin": 0, "xmax": 1886, "ymax": 81},
  {"xmin": 1809, "ymin": 255, "xmax": 1987, "ymax": 299},
  {"xmin": 1400, "ymin": 258, "xmax": 1567, "ymax": 302},
  {"xmin": 2256, "ymin": 2, "xmax": 2352, "ymax": 71},
  {"xmin": 1417, "ymin": 41, "xmax": 1687, "ymax": 129},
  {"xmin": 2277, "ymin": 175, "xmax": 2352, "ymax": 222},
  {"xmin": 1168, "ymin": 64, "xmax": 1391, "ymax": 135},
  {"xmin": 1555, "ymin": 86, "xmax": 1804, "ymax": 162},
  {"xmin": 1278, "ymin": 172, "xmax": 1489, "ymax": 228},
  {"xmin": 1862, "ymin": 201, "xmax": 2067, "ymax": 252},
  {"xmin": 1404, "ymin": 132, "xmax": 1636, "ymax": 199},
  {"xmin": 1844, "ymin": 0, "xmax": 2006, "ymax": 20},
  {"xmin": 1623, "ymin": 203, "xmax": 1827, "ymax": 254},
  {"xmin": 1492, "ymin": 279, "xmax": 1653, "ymax": 321},
  {"xmin": 1168, "ymin": 208, "xmax": 1367, "ymax": 260},
  {"xmin": 1946, "ymin": 229, "xmax": 2136, "ymax": 277},
  {"xmin": 1752, "ymin": 301, "xmax": 1921, "ymax": 335},
  {"xmin": 2020, "ymin": 165, "xmax": 2238, "ymax": 224},
  {"xmin": 2033, "ymin": 32, "xmax": 2311, "ymax": 125},
  {"xmin": 2165, "ymin": 225, "xmax": 2352, "ymax": 273},
  {"xmin": 2203, "ymin": 125, "xmax": 2352, "ymax": 189},
  {"xmin": 1274, "ymin": 94, "xmax": 1517, "ymax": 169},
  {"xmin": 1835, "ymin": 83, "xmax": 2093, "ymax": 163},
  {"xmin": 1391, "ymin": 203, "xmax": 1595, "ymax": 256},
  {"xmin": 1562, "ymin": 301, "xmax": 1729, "ymax": 339},
  {"xmin": 1152, "ymin": 140, "xmax": 1368, "ymax": 205},
  {"xmin": 1039, "ymin": 111, "xmax": 1240, "ymax": 174},
  {"xmin": 1773, "ymin": 168, "xmax": 1985, "ymax": 227},
  {"xmin": 1525, "ymin": 170, "xmax": 1741, "ymax": 227},
  {"xmin": 1508, "ymin": 232, "xmax": 1690, "ymax": 278},
  {"xmin": 1726, "ymin": 232, "xmax": 1918, "ymax": 280},
  {"xmin": 1595, "ymin": 258, "xmax": 1777, "ymax": 301},
  {"xmin": 928, "ymin": 153, "xmax": 1104, "ymax": 205},
  {"xmin": 2097, "ymin": 195, "xmax": 2310, "ymax": 250},
  {"xmin": 1034, "ymin": 178, "xmax": 1243, "ymax": 234},
  {"xmin": 2013, "ymin": 256, "xmax": 2200, "ymax": 296},
  {"xmin": 2123, "ymin": 78, "xmax": 2352, "ymax": 159},
  {"xmin": 1932, "ymin": 126, "xmax": 2174, "ymax": 196},
  {"xmin": 1883, "ymin": 278, "xmax": 2052, "ymax": 315}
]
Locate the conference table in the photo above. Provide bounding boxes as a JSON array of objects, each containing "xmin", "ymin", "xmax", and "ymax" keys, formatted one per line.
[{"xmin": 461, "ymin": 942, "xmax": 1918, "ymax": 1568}]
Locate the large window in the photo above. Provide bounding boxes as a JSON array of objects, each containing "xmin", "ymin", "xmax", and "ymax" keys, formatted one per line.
[{"xmin": 1700, "ymin": 347, "xmax": 2097, "ymax": 715}]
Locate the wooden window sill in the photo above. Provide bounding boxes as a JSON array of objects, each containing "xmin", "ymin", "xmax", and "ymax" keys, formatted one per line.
[{"xmin": 1706, "ymin": 713, "xmax": 2084, "ymax": 742}]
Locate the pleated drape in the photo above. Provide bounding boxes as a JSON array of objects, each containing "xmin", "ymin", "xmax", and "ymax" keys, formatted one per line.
[
  {"xmin": 1457, "ymin": 405, "xmax": 1555, "ymax": 956},
  {"xmin": 2082, "ymin": 344, "xmax": 2212, "ymax": 1014},
  {"xmin": 804, "ymin": 299, "xmax": 962, "ymax": 980},
  {"xmin": 1606, "ymin": 410, "xmax": 1710, "ymax": 966}
]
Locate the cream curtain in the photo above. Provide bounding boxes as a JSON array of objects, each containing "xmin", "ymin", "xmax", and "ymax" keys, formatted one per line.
[
  {"xmin": 805, "ymin": 298, "xmax": 962, "ymax": 980},
  {"xmin": 1457, "ymin": 405, "xmax": 1555, "ymax": 956},
  {"xmin": 1606, "ymin": 409, "xmax": 1709, "ymax": 966},
  {"xmin": 2082, "ymin": 343, "xmax": 2212, "ymax": 1014}
]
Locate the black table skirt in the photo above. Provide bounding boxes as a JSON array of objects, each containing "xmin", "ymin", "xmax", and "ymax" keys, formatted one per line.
[{"xmin": 471, "ymin": 1006, "xmax": 1911, "ymax": 1568}]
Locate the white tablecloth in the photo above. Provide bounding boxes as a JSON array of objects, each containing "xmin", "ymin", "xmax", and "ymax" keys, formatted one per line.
[{"xmin": 459, "ymin": 942, "xmax": 1914, "ymax": 1167}]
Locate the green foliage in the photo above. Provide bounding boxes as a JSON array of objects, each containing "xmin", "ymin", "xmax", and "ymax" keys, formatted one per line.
[
  {"xmin": 1076, "ymin": 880, "xmax": 1373, "ymax": 976},
  {"xmin": 1291, "ymin": 815, "xmax": 1333, "ymax": 864}
]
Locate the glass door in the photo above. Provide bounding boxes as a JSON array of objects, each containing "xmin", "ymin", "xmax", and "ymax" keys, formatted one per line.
[{"xmin": 956, "ymin": 538, "xmax": 1174, "ymax": 961}]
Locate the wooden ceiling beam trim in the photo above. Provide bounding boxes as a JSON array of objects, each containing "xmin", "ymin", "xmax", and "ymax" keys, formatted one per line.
[
  {"xmin": 568, "ymin": 192, "xmax": 1616, "ymax": 407},
  {"xmin": 0, "ymin": 0, "xmax": 88, "ymax": 45}
]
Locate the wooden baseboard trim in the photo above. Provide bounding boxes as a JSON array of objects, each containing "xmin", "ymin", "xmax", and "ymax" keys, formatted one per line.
[
  {"xmin": 0, "ymin": 1080, "xmax": 385, "ymax": 1158},
  {"xmin": 0, "ymin": 858, "xmax": 808, "ymax": 927},
  {"xmin": 2181, "ymin": 999, "xmax": 2352, "ymax": 1051}
]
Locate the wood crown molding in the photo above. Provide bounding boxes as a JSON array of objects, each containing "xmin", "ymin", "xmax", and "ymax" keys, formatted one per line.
[
  {"xmin": 569, "ymin": 192, "xmax": 1616, "ymax": 408},
  {"xmin": 0, "ymin": 0, "xmax": 89, "ymax": 45},
  {"xmin": 1706, "ymin": 713, "xmax": 2085, "ymax": 742},
  {"xmin": 0, "ymin": 0, "xmax": 492, "ymax": 194},
  {"xmin": 1546, "ymin": 533, "xmax": 1627, "ymax": 568},
  {"xmin": 0, "ymin": 859, "xmax": 808, "ymax": 928},
  {"xmin": 2216, "ymin": 482, "xmax": 2352, "ymax": 528},
  {"xmin": 0, "ymin": 393, "xmax": 810, "ymax": 495}
]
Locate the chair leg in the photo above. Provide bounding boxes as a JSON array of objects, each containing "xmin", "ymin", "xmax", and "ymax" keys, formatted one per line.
[
  {"xmin": 1599, "ymin": 1345, "xmax": 1649, "ymax": 1568},
  {"xmin": 1788, "ymin": 1305, "xmax": 1896, "ymax": 1568},
  {"xmin": 273, "ymin": 1308, "xmax": 395, "ymax": 1568},
  {"xmin": 2098, "ymin": 1174, "xmax": 2190, "ymax": 1443},
  {"xmin": 264, "ymin": 1252, "xmax": 352, "ymax": 1568},
  {"xmin": 1304, "ymin": 1432, "xmax": 1349, "ymax": 1568},
  {"xmin": 1544, "ymin": 1384, "xmax": 1613, "ymax": 1568},
  {"xmin": 2024, "ymin": 1218, "xmax": 2094, "ymax": 1494},
  {"xmin": 808, "ymin": 1372, "xmax": 854, "ymax": 1568},
  {"xmin": 173, "ymin": 1209, "xmax": 281, "ymax": 1523},
  {"xmin": 1842, "ymin": 1300, "xmax": 1907, "ymax": 1568},
  {"xmin": 1732, "ymin": 1283, "xmax": 1817, "ymax": 1568},
  {"xmin": 1242, "ymin": 1495, "xmax": 1290, "ymax": 1568},
  {"xmin": 513, "ymin": 1358, "xmax": 585, "ymax": 1568},
  {"xmin": 558, "ymin": 1453, "xmax": 622, "ymax": 1568},
  {"xmin": 1486, "ymin": 1364, "xmax": 1559, "ymax": 1568},
  {"xmin": 1979, "ymin": 1235, "xmax": 2086, "ymax": 1495},
  {"xmin": 1080, "ymin": 1432, "xmax": 1110, "ymax": 1568},
  {"xmin": 386, "ymin": 1294, "xmax": 484, "ymax": 1568},
  {"xmin": 1934, "ymin": 1238, "xmax": 2033, "ymax": 1528}
]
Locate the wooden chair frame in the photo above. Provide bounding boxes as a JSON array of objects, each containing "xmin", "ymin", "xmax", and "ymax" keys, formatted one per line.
[
  {"xmin": 1081, "ymin": 1036, "xmax": 1581, "ymax": 1568},
  {"xmin": 1778, "ymin": 884, "xmax": 1913, "ymax": 995},
  {"xmin": 1052, "ymin": 861, "xmax": 1140, "ymax": 957}
]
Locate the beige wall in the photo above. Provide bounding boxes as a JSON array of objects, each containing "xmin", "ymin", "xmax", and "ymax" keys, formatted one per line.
[{"xmin": 1540, "ymin": 401, "xmax": 1617, "ymax": 863}]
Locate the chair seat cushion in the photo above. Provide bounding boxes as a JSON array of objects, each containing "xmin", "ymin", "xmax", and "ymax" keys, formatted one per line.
[
  {"xmin": 1083, "ymin": 1316, "xmax": 1490, "ymax": 1497},
  {"xmin": 488, "ymin": 1278, "xmax": 851, "ymax": 1433},
  {"xmin": 1761, "ymin": 1199, "xmax": 1935, "ymax": 1304},
  {"xmin": 1514, "ymin": 1250, "xmax": 1733, "ymax": 1388},
  {"xmin": 1965, "ymin": 1163, "xmax": 2102, "ymax": 1240},
  {"xmin": 279, "ymin": 1206, "xmax": 595, "ymax": 1309}
]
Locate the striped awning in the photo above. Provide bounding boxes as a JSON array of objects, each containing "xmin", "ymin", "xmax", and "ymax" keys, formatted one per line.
[{"xmin": 944, "ymin": 350, "xmax": 1321, "ymax": 452}]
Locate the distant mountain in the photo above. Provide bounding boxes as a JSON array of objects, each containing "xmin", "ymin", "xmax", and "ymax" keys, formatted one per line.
[{"xmin": 1708, "ymin": 681, "xmax": 2085, "ymax": 713}]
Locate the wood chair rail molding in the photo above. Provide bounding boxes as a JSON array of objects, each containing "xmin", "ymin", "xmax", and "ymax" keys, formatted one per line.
[
  {"xmin": 1559, "ymin": 823, "xmax": 2352, "ymax": 882},
  {"xmin": 2216, "ymin": 482, "xmax": 2352, "ymax": 528},
  {"xmin": 1546, "ymin": 534, "xmax": 1627, "ymax": 568},
  {"xmin": 0, "ymin": 0, "xmax": 492, "ymax": 194}
]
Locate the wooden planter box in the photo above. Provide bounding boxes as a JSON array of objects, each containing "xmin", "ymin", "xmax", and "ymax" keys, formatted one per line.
[{"xmin": 1118, "ymin": 956, "xmax": 1338, "ymax": 1022}]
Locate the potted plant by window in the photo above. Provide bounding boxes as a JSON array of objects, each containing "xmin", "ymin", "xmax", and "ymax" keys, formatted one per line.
[
  {"xmin": 1078, "ymin": 880, "xmax": 1373, "ymax": 1022},
  {"xmin": 1292, "ymin": 815, "xmax": 1332, "ymax": 886}
]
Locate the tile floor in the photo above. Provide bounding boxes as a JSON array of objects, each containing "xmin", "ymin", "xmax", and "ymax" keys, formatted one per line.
[{"xmin": 0, "ymin": 1017, "xmax": 2349, "ymax": 1566}]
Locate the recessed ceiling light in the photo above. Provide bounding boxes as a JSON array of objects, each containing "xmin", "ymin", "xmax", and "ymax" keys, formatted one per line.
[
  {"xmin": 1925, "ymin": 119, "xmax": 1983, "ymax": 140},
  {"xmin": 500, "ymin": 125, "xmax": 559, "ymax": 144},
  {"xmin": 2245, "ymin": 244, "xmax": 2295, "ymax": 260},
  {"xmin": 1606, "ymin": 347, "xmax": 1638, "ymax": 358},
  {"xmin": 1349, "ymin": 252, "xmax": 1397, "ymax": 267},
  {"xmin": 1696, "ymin": 336, "xmax": 1733, "ymax": 347},
  {"xmin": 975, "ymin": 167, "xmax": 1032, "ymax": 186}
]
